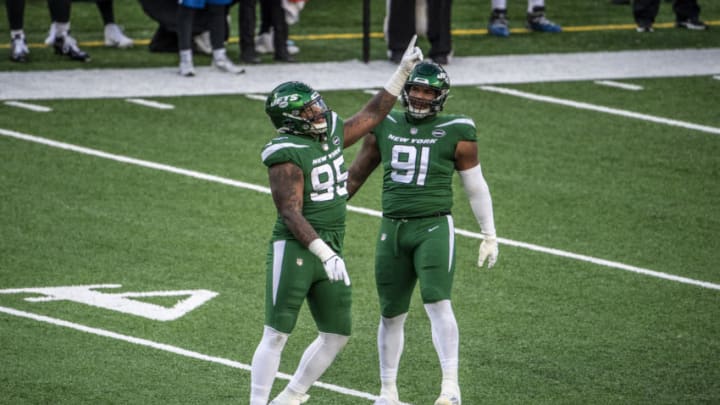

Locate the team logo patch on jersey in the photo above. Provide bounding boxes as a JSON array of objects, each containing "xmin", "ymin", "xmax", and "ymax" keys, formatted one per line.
[
  {"xmin": 410, "ymin": 127, "xmax": 418, "ymax": 135},
  {"xmin": 432, "ymin": 129, "xmax": 446, "ymax": 137},
  {"xmin": 332, "ymin": 136, "xmax": 340, "ymax": 146},
  {"xmin": 296, "ymin": 258, "xmax": 304, "ymax": 266}
]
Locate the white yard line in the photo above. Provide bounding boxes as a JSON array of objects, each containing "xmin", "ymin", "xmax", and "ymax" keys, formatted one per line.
[
  {"xmin": 2, "ymin": 127, "xmax": 718, "ymax": 292},
  {"xmin": 0, "ymin": 305, "xmax": 380, "ymax": 402},
  {"xmin": 4, "ymin": 100, "xmax": 52, "ymax": 112},
  {"xmin": 594, "ymin": 80, "xmax": 643, "ymax": 91},
  {"xmin": 478, "ymin": 85, "xmax": 720, "ymax": 136},
  {"xmin": 125, "ymin": 98, "xmax": 175, "ymax": 110}
]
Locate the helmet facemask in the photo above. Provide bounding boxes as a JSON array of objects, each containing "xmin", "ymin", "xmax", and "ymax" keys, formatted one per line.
[
  {"xmin": 403, "ymin": 85, "xmax": 447, "ymax": 119},
  {"xmin": 266, "ymin": 81, "xmax": 331, "ymax": 138},
  {"xmin": 401, "ymin": 61, "xmax": 450, "ymax": 119},
  {"xmin": 293, "ymin": 98, "xmax": 329, "ymax": 136}
]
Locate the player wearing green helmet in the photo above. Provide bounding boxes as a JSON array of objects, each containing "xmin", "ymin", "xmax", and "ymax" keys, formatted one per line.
[
  {"xmin": 401, "ymin": 60, "xmax": 450, "ymax": 119},
  {"xmin": 348, "ymin": 60, "xmax": 499, "ymax": 405},
  {"xmin": 251, "ymin": 37, "xmax": 424, "ymax": 405},
  {"xmin": 265, "ymin": 81, "xmax": 330, "ymax": 137}
]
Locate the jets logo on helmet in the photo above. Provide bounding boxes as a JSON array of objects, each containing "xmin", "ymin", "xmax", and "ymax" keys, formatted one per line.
[
  {"xmin": 402, "ymin": 61, "xmax": 451, "ymax": 119},
  {"xmin": 266, "ymin": 81, "xmax": 330, "ymax": 137}
]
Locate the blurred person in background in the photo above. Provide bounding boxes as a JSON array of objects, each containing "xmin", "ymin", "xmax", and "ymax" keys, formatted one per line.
[
  {"xmin": 176, "ymin": 0, "xmax": 244, "ymax": 76},
  {"xmin": 487, "ymin": 0, "xmax": 561, "ymax": 37},
  {"xmin": 44, "ymin": 0, "xmax": 133, "ymax": 49},
  {"xmin": 253, "ymin": 0, "xmax": 304, "ymax": 62},
  {"xmin": 384, "ymin": 0, "xmax": 452, "ymax": 65},
  {"xmin": 634, "ymin": 0, "xmax": 707, "ymax": 32},
  {"xmin": 5, "ymin": 0, "xmax": 90, "ymax": 62}
]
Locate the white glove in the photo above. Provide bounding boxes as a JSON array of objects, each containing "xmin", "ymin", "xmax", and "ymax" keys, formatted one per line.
[
  {"xmin": 384, "ymin": 34, "xmax": 424, "ymax": 97},
  {"xmin": 322, "ymin": 255, "xmax": 351, "ymax": 286},
  {"xmin": 478, "ymin": 235, "xmax": 498, "ymax": 269},
  {"xmin": 308, "ymin": 239, "xmax": 351, "ymax": 286}
]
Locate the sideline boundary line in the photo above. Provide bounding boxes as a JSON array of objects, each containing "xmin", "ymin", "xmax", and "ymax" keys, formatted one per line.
[{"xmin": 1, "ymin": 127, "xmax": 718, "ymax": 291}]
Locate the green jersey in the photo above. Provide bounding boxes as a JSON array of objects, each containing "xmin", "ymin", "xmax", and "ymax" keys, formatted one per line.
[
  {"xmin": 372, "ymin": 110, "xmax": 477, "ymax": 218},
  {"xmin": 261, "ymin": 112, "xmax": 348, "ymax": 250}
]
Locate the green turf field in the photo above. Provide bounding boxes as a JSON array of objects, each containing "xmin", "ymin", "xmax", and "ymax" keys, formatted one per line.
[{"xmin": 1, "ymin": 1, "xmax": 720, "ymax": 404}]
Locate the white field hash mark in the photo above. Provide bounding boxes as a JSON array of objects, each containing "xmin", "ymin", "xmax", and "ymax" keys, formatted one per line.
[
  {"xmin": 0, "ymin": 305, "xmax": 383, "ymax": 402},
  {"xmin": 4, "ymin": 100, "xmax": 52, "ymax": 112},
  {"xmin": 478, "ymin": 85, "xmax": 720, "ymax": 135},
  {"xmin": 125, "ymin": 98, "xmax": 175, "ymax": 110},
  {"xmin": 594, "ymin": 80, "xmax": 643, "ymax": 91},
  {"xmin": 1, "ymin": 127, "xmax": 718, "ymax": 292}
]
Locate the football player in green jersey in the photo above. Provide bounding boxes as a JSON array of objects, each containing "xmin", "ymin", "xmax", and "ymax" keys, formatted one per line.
[
  {"xmin": 347, "ymin": 60, "xmax": 499, "ymax": 405},
  {"xmin": 249, "ymin": 37, "xmax": 423, "ymax": 405}
]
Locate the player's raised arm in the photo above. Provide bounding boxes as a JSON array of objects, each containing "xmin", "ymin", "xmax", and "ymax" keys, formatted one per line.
[{"xmin": 343, "ymin": 35, "xmax": 423, "ymax": 147}]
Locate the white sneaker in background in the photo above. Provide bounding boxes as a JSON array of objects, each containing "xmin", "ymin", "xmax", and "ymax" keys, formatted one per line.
[
  {"xmin": 9, "ymin": 32, "xmax": 30, "ymax": 62},
  {"xmin": 255, "ymin": 30, "xmax": 300, "ymax": 55},
  {"xmin": 255, "ymin": 32, "xmax": 273, "ymax": 54},
  {"xmin": 282, "ymin": 0, "xmax": 306, "ymax": 25},
  {"xmin": 179, "ymin": 60, "xmax": 195, "ymax": 77},
  {"xmin": 212, "ymin": 54, "xmax": 245, "ymax": 74},
  {"xmin": 104, "ymin": 23, "xmax": 133, "ymax": 48},
  {"xmin": 44, "ymin": 22, "xmax": 58, "ymax": 46},
  {"xmin": 193, "ymin": 31, "xmax": 212, "ymax": 55},
  {"xmin": 179, "ymin": 50, "xmax": 195, "ymax": 77}
]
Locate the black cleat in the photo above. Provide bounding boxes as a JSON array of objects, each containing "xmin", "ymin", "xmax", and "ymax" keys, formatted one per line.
[
  {"xmin": 54, "ymin": 34, "xmax": 90, "ymax": 62},
  {"xmin": 676, "ymin": 18, "xmax": 708, "ymax": 30}
]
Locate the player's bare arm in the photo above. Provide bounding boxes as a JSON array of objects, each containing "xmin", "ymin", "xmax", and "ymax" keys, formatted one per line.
[
  {"xmin": 343, "ymin": 35, "xmax": 423, "ymax": 148},
  {"xmin": 268, "ymin": 162, "xmax": 319, "ymax": 247},
  {"xmin": 454, "ymin": 140, "xmax": 480, "ymax": 171},
  {"xmin": 347, "ymin": 135, "xmax": 382, "ymax": 199},
  {"xmin": 343, "ymin": 91, "xmax": 402, "ymax": 147}
]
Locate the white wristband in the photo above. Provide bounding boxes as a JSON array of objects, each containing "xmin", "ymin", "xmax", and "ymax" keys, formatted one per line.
[
  {"xmin": 308, "ymin": 238, "xmax": 335, "ymax": 263},
  {"xmin": 384, "ymin": 67, "xmax": 410, "ymax": 97}
]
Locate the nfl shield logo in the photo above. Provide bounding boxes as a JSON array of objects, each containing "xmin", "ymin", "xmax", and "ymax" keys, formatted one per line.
[{"xmin": 296, "ymin": 258, "xmax": 304, "ymax": 266}]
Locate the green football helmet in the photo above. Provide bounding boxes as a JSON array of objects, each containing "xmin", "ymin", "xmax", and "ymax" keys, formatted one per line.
[
  {"xmin": 265, "ymin": 81, "xmax": 329, "ymax": 137},
  {"xmin": 401, "ymin": 61, "xmax": 451, "ymax": 119}
]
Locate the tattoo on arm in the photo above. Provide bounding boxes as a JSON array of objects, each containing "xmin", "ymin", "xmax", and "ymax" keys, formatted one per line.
[
  {"xmin": 347, "ymin": 136, "xmax": 381, "ymax": 199},
  {"xmin": 344, "ymin": 89, "xmax": 398, "ymax": 147},
  {"xmin": 268, "ymin": 163, "xmax": 319, "ymax": 247}
]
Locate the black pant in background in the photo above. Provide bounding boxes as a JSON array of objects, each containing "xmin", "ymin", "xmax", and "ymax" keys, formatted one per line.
[{"xmin": 387, "ymin": 0, "xmax": 452, "ymax": 60}]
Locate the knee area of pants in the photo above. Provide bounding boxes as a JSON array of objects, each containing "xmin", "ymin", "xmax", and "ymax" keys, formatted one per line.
[
  {"xmin": 380, "ymin": 313, "xmax": 408, "ymax": 328},
  {"xmin": 319, "ymin": 332, "xmax": 350, "ymax": 350},
  {"xmin": 263, "ymin": 327, "xmax": 289, "ymax": 349},
  {"xmin": 420, "ymin": 287, "xmax": 447, "ymax": 304}
]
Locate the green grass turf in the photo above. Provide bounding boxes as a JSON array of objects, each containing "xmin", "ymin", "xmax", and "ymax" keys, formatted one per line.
[
  {"xmin": 1, "ymin": 74, "xmax": 719, "ymax": 403},
  {"xmin": 1, "ymin": 1, "xmax": 719, "ymax": 403}
]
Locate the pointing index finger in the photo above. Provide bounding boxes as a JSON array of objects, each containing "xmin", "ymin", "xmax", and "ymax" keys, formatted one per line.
[{"xmin": 407, "ymin": 34, "xmax": 417, "ymax": 51}]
